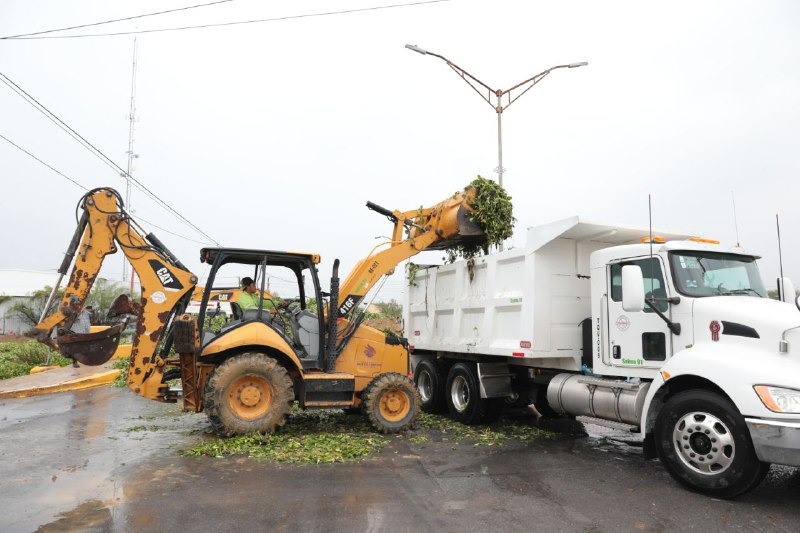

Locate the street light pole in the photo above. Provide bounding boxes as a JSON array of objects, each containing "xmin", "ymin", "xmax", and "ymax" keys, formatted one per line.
[{"xmin": 405, "ymin": 44, "xmax": 587, "ymax": 189}]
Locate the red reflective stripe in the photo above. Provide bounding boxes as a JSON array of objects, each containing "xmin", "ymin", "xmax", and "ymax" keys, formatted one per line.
[{"xmin": 512, "ymin": 352, "xmax": 524, "ymax": 357}]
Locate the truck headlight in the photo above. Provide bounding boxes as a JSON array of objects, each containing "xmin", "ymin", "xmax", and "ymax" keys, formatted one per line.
[{"xmin": 754, "ymin": 385, "xmax": 800, "ymax": 414}]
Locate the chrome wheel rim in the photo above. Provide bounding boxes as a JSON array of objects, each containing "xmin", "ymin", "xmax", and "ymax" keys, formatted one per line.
[
  {"xmin": 672, "ymin": 411, "xmax": 735, "ymax": 475},
  {"xmin": 450, "ymin": 375, "xmax": 469, "ymax": 413},
  {"xmin": 417, "ymin": 370, "xmax": 433, "ymax": 403}
]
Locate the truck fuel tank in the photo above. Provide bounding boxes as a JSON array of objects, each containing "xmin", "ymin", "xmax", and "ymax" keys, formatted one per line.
[{"xmin": 547, "ymin": 373, "xmax": 650, "ymax": 425}]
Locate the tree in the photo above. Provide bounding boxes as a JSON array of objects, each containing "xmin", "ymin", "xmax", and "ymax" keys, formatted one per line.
[
  {"xmin": 5, "ymin": 279, "xmax": 133, "ymax": 331},
  {"xmin": 85, "ymin": 279, "xmax": 133, "ymax": 324},
  {"xmin": 6, "ymin": 286, "xmax": 63, "ymax": 331},
  {"xmin": 374, "ymin": 300, "xmax": 402, "ymax": 319}
]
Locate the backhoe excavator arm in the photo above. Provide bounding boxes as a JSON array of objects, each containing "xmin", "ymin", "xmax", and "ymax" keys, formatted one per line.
[
  {"xmin": 34, "ymin": 188, "xmax": 198, "ymax": 401},
  {"xmin": 336, "ymin": 187, "xmax": 483, "ymax": 317}
]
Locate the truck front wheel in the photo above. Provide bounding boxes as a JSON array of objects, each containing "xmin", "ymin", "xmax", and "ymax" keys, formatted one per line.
[
  {"xmin": 654, "ymin": 390, "xmax": 769, "ymax": 499},
  {"xmin": 204, "ymin": 352, "xmax": 295, "ymax": 437}
]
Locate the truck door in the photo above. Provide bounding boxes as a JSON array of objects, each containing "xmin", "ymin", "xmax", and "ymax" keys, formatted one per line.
[{"xmin": 605, "ymin": 257, "xmax": 672, "ymax": 369}]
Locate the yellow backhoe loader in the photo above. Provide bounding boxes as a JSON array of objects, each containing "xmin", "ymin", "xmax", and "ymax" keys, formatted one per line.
[{"xmin": 34, "ymin": 186, "xmax": 485, "ymax": 436}]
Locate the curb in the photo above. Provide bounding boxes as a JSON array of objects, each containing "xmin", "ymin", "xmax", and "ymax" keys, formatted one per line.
[{"xmin": 0, "ymin": 369, "xmax": 121, "ymax": 399}]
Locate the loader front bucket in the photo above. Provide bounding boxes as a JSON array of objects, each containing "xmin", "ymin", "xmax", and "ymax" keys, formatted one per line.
[
  {"xmin": 56, "ymin": 323, "xmax": 125, "ymax": 366},
  {"xmin": 423, "ymin": 187, "xmax": 487, "ymax": 251}
]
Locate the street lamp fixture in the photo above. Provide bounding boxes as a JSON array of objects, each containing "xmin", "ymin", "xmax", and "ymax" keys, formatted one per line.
[{"xmin": 404, "ymin": 43, "xmax": 587, "ymax": 189}]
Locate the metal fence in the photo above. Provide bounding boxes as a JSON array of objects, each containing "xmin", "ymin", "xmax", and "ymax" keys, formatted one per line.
[{"xmin": 0, "ymin": 315, "xmax": 30, "ymax": 335}]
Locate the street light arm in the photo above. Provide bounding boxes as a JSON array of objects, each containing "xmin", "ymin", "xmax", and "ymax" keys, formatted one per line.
[
  {"xmin": 405, "ymin": 43, "xmax": 497, "ymax": 108},
  {"xmin": 445, "ymin": 63, "xmax": 497, "ymax": 110},
  {"xmin": 502, "ymin": 62, "xmax": 588, "ymax": 111}
]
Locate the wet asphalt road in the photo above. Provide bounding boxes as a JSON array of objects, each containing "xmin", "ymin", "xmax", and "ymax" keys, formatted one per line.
[{"xmin": 1, "ymin": 387, "xmax": 799, "ymax": 533}]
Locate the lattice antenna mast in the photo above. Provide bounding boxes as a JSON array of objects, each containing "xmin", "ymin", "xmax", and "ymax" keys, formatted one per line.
[{"xmin": 123, "ymin": 38, "xmax": 139, "ymax": 283}]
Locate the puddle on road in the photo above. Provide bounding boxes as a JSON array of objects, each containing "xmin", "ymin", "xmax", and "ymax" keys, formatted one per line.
[{"xmin": 36, "ymin": 500, "xmax": 113, "ymax": 532}]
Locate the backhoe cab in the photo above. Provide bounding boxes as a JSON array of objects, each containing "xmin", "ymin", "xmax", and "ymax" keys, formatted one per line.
[{"xmin": 35, "ymin": 185, "xmax": 487, "ymax": 436}]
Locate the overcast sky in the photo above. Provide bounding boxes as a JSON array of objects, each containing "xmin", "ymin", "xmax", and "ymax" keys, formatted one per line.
[{"xmin": 1, "ymin": 0, "xmax": 799, "ymax": 302}]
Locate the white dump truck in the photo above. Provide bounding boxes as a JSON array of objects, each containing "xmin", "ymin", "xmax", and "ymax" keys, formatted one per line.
[{"xmin": 404, "ymin": 216, "xmax": 800, "ymax": 498}]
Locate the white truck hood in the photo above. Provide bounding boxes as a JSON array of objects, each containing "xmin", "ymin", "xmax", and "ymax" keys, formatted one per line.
[{"xmin": 691, "ymin": 296, "xmax": 800, "ymax": 347}]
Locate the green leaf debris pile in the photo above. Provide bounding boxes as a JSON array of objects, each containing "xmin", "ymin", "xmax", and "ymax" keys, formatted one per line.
[
  {"xmin": 182, "ymin": 409, "xmax": 554, "ymax": 464},
  {"xmin": 446, "ymin": 175, "xmax": 516, "ymax": 263},
  {"xmin": 182, "ymin": 409, "xmax": 389, "ymax": 464},
  {"xmin": 416, "ymin": 413, "xmax": 554, "ymax": 446}
]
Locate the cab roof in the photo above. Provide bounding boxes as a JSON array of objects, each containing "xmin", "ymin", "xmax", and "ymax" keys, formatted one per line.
[{"xmin": 200, "ymin": 248, "xmax": 321, "ymax": 267}]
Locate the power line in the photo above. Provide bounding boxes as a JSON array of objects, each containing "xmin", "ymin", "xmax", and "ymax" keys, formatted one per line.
[
  {"xmin": 0, "ymin": 132, "xmax": 87, "ymax": 191},
  {"xmin": 0, "ymin": 131, "xmax": 214, "ymax": 246},
  {"xmin": 0, "ymin": 70, "xmax": 220, "ymax": 246},
  {"xmin": 132, "ymin": 215, "xmax": 213, "ymax": 245},
  {"xmin": 0, "ymin": 0, "xmax": 237, "ymax": 40},
  {"xmin": 0, "ymin": 0, "xmax": 450, "ymax": 40}
]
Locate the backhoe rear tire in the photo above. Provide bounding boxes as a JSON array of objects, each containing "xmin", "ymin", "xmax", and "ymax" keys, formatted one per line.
[
  {"xmin": 204, "ymin": 352, "xmax": 294, "ymax": 437},
  {"xmin": 363, "ymin": 373, "xmax": 420, "ymax": 433}
]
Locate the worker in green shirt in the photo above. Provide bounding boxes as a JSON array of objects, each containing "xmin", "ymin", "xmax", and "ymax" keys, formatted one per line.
[{"xmin": 238, "ymin": 277, "xmax": 276, "ymax": 311}]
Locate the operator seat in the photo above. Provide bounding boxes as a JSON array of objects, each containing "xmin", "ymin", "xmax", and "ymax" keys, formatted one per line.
[{"xmin": 230, "ymin": 302, "xmax": 243, "ymax": 320}]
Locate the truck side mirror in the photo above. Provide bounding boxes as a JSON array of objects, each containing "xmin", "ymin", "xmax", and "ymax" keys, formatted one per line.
[
  {"xmin": 778, "ymin": 277, "xmax": 796, "ymax": 304},
  {"xmin": 622, "ymin": 265, "xmax": 645, "ymax": 312}
]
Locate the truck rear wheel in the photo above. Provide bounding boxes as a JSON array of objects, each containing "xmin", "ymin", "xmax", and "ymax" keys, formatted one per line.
[
  {"xmin": 414, "ymin": 359, "xmax": 446, "ymax": 413},
  {"xmin": 204, "ymin": 352, "xmax": 295, "ymax": 437},
  {"xmin": 363, "ymin": 373, "xmax": 420, "ymax": 433},
  {"xmin": 654, "ymin": 389, "xmax": 769, "ymax": 499},
  {"xmin": 446, "ymin": 362, "xmax": 496, "ymax": 425}
]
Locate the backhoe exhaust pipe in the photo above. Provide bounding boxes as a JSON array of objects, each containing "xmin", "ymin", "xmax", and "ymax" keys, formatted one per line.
[{"xmin": 325, "ymin": 259, "xmax": 340, "ymax": 373}]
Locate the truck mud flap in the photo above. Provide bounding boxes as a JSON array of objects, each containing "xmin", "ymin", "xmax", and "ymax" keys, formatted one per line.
[{"xmin": 57, "ymin": 323, "xmax": 125, "ymax": 366}]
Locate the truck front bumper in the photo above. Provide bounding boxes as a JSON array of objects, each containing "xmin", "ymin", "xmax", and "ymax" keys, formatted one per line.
[{"xmin": 745, "ymin": 418, "xmax": 800, "ymax": 466}]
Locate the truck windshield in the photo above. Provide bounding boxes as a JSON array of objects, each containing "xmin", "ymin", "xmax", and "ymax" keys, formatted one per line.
[{"xmin": 669, "ymin": 251, "xmax": 767, "ymax": 298}]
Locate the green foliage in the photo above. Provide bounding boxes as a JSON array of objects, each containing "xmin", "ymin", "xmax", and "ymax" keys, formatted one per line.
[
  {"xmin": 407, "ymin": 262, "xmax": 420, "ymax": 287},
  {"xmin": 6, "ymin": 286, "xmax": 63, "ymax": 331},
  {"xmin": 182, "ymin": 408, "xmax": 389, "ymax": 463},
  {"xmin": 373, "ymin": 299, "xmax": 402, "ymax": 319},
  {"xmin": 5, "ymin": 280, "xmax": 136, "ymax": 330},
  {"xmin": 305, "ymin": 297, "xmax": 318, "ymax": 314},
  {"xmin": 0, "ymin": 294, "xmax": 10, "ymax": 305},
  {"xmin": 182, "ymin": 409, "xmax": 555, "ymax": 464},
  {"xmin": 203, "ymin": 313, "xmax": 228, "ymax": 333},
  {"xmin": 362, "ymin": 309, "xmax": 381, "ymax": 321},
  {"xmin": 112, "ymin": 357, "xmax": 130, "ymax": 388},
  {"xmin": 415, "ymin": 413, "xmax": 554, "ymax": 445},
  {"xmin": 86, "ymin": 279, "xmax": 133, "ymax": 325},
  {"xmin": 0, "ymin": 341, "xmax": 71, "ymax": 380},
  {"xmin": 446, "ymin": 175, "xmax": 516, "ymax": 264}
]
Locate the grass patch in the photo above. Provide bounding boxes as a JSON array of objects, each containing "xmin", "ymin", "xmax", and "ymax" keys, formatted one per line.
[
  {"xmin": 0, "ymin": 341, "xmax": 71, "ymax": 380},
  {"xmin": 182, "ymin": 408, "xmax": 388, "ymax": 463}
]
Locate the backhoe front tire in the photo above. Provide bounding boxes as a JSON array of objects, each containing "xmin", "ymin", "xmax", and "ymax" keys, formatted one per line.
[
  {"xmin": 363, "ymin": 373, "xmax": 420, "ymax": 433},
  {"xmin": 204, "ymin": 352, "xmax": 294, "ymax": 437}
]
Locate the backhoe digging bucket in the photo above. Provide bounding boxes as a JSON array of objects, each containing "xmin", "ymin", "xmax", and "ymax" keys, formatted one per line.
[{"xmin": 56, "ymin": 323, "xmax": 125, "ymax": 366}]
